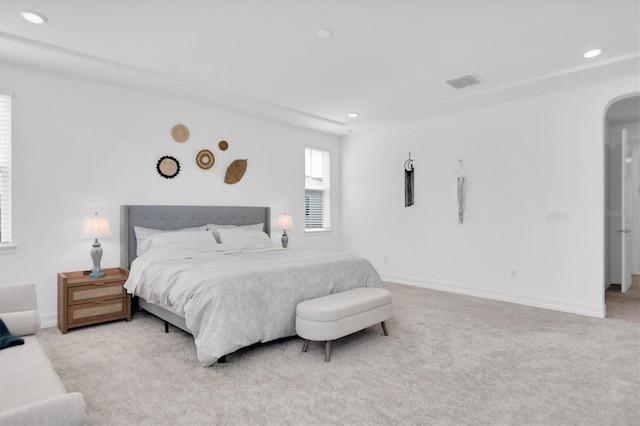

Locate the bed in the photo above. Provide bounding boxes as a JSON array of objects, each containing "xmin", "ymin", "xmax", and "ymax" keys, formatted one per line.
[{"xmin": 120, "ymin": 205, "xmax": 382, "ymax": 366}]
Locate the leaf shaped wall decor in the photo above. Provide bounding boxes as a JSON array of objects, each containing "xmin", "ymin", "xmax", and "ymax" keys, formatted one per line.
[{"xmin": 224, "ymin": 159, "xmax": 247, "ymax": 184}]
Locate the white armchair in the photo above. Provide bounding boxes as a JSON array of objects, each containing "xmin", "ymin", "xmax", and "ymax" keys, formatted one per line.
[{"xmin": 0, "ymin": 283, "xmax": 87, "ymax": 426}]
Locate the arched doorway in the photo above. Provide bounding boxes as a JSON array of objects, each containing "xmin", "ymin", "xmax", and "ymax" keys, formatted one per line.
[{"xmin": 603, "ymin": 94, "xmax": 640, "ymax": 315}]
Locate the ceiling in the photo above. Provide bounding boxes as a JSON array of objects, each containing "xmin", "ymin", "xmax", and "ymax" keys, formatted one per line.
[{"xmin": 0, "ymin": 0, "xmax": 639, "ymax": 134}]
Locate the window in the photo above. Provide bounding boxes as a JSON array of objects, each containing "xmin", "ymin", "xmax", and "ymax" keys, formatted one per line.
[
  {"xmin": 305, "ymin": 148, "xmax": 330, "ymax": 230},
  {"xmin": 0, "ymin": 93, "xmax": 12, "ymax": 245}
]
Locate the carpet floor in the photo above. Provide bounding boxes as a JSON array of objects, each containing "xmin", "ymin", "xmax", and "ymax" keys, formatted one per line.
[{"xmin": 39, "ymin": 281, "xmax": 639, "ymax": 425}]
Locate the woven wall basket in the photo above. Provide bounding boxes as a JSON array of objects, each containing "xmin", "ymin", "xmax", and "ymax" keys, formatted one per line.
[
  {"xmin": 196, "ymin": 149, "xmax": 215, "ymax": 170},
  {"xmin": 224, "ymin": 159, "xmax": 247, "ymax": 184},
  {"xmin": 171, "ymin": 124, "xmax": 190, "ymax": 143},
  {"xmin": 218, "ymin": 140, "xmax": 229, "ymax": 151},
  {"xmin": 157, "ymin": 156, "xmax": 180, "ymax": 179}
]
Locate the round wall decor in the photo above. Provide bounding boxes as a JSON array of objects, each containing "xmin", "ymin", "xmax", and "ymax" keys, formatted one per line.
[
  {"xmin": 218, "ymin": 140, "xmax": 229, "ymax": 151},
  {"xmin": 157, "ymin": 156, "xmax": 181, "ymax": 179},
  {"xmin": 171, "ymin": 124, "xmax": 190, "ymax": 143},
  {"xmin": 196, "ymin": 149, "xmax": 215, "ymax": 170}
]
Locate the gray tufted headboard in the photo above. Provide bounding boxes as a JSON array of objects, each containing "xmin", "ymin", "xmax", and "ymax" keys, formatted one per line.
[{"xmin": 120, "ymin": 205, "xmax": 270, "ymax": 268}]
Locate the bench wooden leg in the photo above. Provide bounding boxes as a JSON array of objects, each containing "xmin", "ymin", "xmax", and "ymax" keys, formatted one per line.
[
  {"xmin": 325, "ymin": 341, "xmax": 331, "ymax": 362},
  {"xmin": 381, "ymin": 321, "xmax": 389, "ymax": 336},
  {"xmin": 301, "ymin": 339, "xmax": 310, "ymax": 353}
]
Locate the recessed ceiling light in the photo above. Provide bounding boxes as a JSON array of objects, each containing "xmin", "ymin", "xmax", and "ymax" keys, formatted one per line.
[
  {"xmin": 347, "ymin": 112, "xmax": 359, "ymax": 118},
  {"xmin": 20, "ymin": 11, "xmax": 48, "ymax": 24},
  {"xmin": 583, "ymin": 49, "xmax": 602, "ymax": 59},
  {"xmin": 316, "ymin": 28, "xmax": 333, "ymax": 39}
]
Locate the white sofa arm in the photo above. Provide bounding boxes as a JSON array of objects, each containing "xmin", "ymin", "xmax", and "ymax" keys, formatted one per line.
[
  {"xmin": 0, "ymin": 283, "xmax": 38, "ymax": 314},
  {"xmin": 0, "ymin": 311, "xmax": 40, "ymax": 337},
  {"xmin": 0, "ymin": 283, "xmax": 40, "ymax": 336},
  {"xmin": 0, "ymin": 393, "xmax": 87, "ymax": 426}
]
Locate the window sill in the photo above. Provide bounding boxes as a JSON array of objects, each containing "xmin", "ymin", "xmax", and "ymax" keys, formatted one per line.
[
  {"xmin": 305, "ymin": 228, "xmax": 332, "ymax": 234},
  {"xmin": 0, "ymin": 244, "xmax": 18, "ymax": 254}
]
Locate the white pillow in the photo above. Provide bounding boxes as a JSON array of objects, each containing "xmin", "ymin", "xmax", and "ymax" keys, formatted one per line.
[
  {"xmin": 217, "ymin": 228, "xmax": 274, "ymax": 250},
  {"xmin": 134, "ymin": 225, "xmax": 208, "ymax": 255},
  {"xmin": 140, "ymin": 230, "xmax": 217, "ymax": 253},
  {"xmin": 206, "ymin": 223, "xmax": 264, "ymax": 243}
]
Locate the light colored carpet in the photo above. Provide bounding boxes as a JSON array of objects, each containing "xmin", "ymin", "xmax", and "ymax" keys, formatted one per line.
[{"xmin": 39, "ymin": 282, "xmax": 639, "ymax": 425}]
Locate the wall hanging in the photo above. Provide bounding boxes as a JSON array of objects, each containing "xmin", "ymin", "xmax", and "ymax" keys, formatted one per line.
[
  {"xmin": 196, "ymin": 149, "xmax": 215, "ymax": 170},
  {"xmin": 404, "ymin": 153, "xmax": 414, "ymax": 207},
  {"xmin": 457, "ymin": 160, "xmax": 466, "ymax": 224},
  {"xmin": 171, "ymin": 124, "xmax": 190, "ymax": 143},
  {"xmin": 157, "ymin": 155, "xmax": 180, "ymax": 179},
  {"xmin": 218, "ymin": 140, "xmax": 229, "ymax": 151},
  {"xmin": 224, "ymin": 159, "xmax": 248, "ymax": 184}
]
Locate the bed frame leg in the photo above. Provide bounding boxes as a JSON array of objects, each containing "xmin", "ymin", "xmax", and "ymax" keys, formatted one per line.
[
  {"xmin": 218, "ymin": 355, "xmax": 227, "ymax": 363},
  {"xmin": 164, "ymin": 321, "xmax": 169, "ymax": 333},
  {"xmin": 381, "ymin": 321, "xmax": 389, "ymax": 336},
  {"xmin": 325, "ymin": 341, "xmax": 331, "ymax": 362},
  {"xmin": 301, "ymin": 340, "xmax": 310, "ymax": 352}
]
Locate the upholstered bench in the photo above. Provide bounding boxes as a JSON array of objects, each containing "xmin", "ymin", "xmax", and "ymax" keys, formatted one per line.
[{"xmin": 295, "ymin": 287, "xmax": 393, "ymax": 362}]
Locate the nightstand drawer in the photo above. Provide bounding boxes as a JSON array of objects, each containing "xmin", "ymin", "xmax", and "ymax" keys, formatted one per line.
[
  {"xmin": 68, "ymin": 281, "xmax": 126, "ymax": 305},
  {"xmin": 68, "ymin": 298, "xmax": 127, "ymax": 324}
]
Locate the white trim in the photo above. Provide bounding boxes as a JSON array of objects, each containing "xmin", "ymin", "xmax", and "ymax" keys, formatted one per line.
[
  {"xmin": 381, "ymin": 274, "xmax": 606, "ymax": 318},
  {"xmin": 0, "ymin": 243, "xmax": 17, "ymax": 253},
  {"xmin": 304, "ymin": 228, "xmax": 332, "ymax": 234},
  {"xmin": 40, "ymin": 312, "xmax": 58, "ymax": 329}
]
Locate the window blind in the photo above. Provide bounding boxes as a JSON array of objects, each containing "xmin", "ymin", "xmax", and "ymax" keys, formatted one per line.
[
  {"xmin": 305, "ymin": 148, "xmax": 330, "ymax": 230},
  {"xmin": 305, "ymin": 190, "xmax": 324, "ymax": 228},
  {"xmin": 0, "ymin": 94, "xmax": 12, "ymax": 244}
]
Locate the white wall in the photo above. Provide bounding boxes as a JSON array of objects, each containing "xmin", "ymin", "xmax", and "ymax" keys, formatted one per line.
[
  {"xmin": 0, "ymin": 62, "xmax": 342, "ymax": 326},
  {"xmin": 341, "ymin": 77, "xmax": 639, "ymax": 317}
]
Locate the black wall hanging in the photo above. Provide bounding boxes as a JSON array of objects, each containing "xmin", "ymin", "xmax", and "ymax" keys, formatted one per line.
[{"xmin": 404, "ymin": 153, "xmax": 414, "ymax": 207}]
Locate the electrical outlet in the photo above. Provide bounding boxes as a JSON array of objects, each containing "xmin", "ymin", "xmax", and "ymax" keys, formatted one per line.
[
  {"xmin": 546, "ymin": 212, "xmax": 568, "ymax": 222},
  {"xmin": 510, "ymin": 268, "xmax": 518, "ymax": 279}
]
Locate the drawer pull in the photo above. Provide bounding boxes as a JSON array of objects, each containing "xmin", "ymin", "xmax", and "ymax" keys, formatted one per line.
[
  {"xmin": 93, "ymin": 301, "xmax": 104, "ymax": 304},
  {"xmin": 93, "ymin": 282, "xmax": 105, "ymax": 286}
]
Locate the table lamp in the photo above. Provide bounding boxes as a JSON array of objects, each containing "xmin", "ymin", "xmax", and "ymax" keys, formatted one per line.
[
  {"xmin": 276, "ymin": 213, "xmax": 294, "ymax": 248},
  {"xmin": 82, "ymin": 212, "xmax": 112, "ymax": 278}
]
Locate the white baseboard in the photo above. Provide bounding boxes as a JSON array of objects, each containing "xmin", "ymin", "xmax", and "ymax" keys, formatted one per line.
[
  {"xmin": 381, "ymin": 274, "xmax": 606, "ymax": 318},
  {"xmin": 40, "ymin": 312, "xmax": 57, "ymax": 329}
]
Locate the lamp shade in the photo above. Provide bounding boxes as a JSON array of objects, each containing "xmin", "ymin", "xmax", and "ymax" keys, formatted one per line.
[
  {"xmin": 276, "ymin": 213, "xmax": 294, "ymax": 231},
  {"xmin": 82, "ymin": 214, "xmax": 112, "ymax": 239}
]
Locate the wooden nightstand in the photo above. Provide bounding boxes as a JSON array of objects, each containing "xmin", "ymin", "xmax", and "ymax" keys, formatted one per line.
[{"xmin": 58, "ymin": 267, "xmax": 131, "ymax": 334}]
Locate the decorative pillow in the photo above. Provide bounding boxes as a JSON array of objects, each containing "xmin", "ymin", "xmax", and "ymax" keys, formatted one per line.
[
  {"xmin": 0, "ymin": 318, "xmax": 24, "ymax": 350},
  {"xmin": 134, "ymin": 225, "xmax": 208, "ymax": 255},
  {"xmin": 140, "ymin": 230, "xmax": 217, "ymax": 253},
  {"xmin": 207, "ymin": 223, "xmax": 264, "ymax": 243},
  {"xmin": 217, "ymin": 228, "xmax": 274, "ymax": 250}
]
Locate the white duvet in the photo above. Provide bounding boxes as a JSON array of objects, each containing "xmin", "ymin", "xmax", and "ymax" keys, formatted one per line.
[{"xmin": 124, "ymin": 246, "xmax": 382, "ymax": 366}]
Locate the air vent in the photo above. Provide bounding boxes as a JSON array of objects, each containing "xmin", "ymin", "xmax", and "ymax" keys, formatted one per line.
[{"xmin": 446, "ymin": 74, "xmax": 482, "ymax": 89}]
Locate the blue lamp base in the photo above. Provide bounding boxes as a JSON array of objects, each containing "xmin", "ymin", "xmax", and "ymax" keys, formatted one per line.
[
  {"xmin": 89, "ymin": 270, "xmax": 105, "ymax": 279},
  {"xmin": 89, "ymin": 239, "xmax": 105, "ymax": 279}
]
